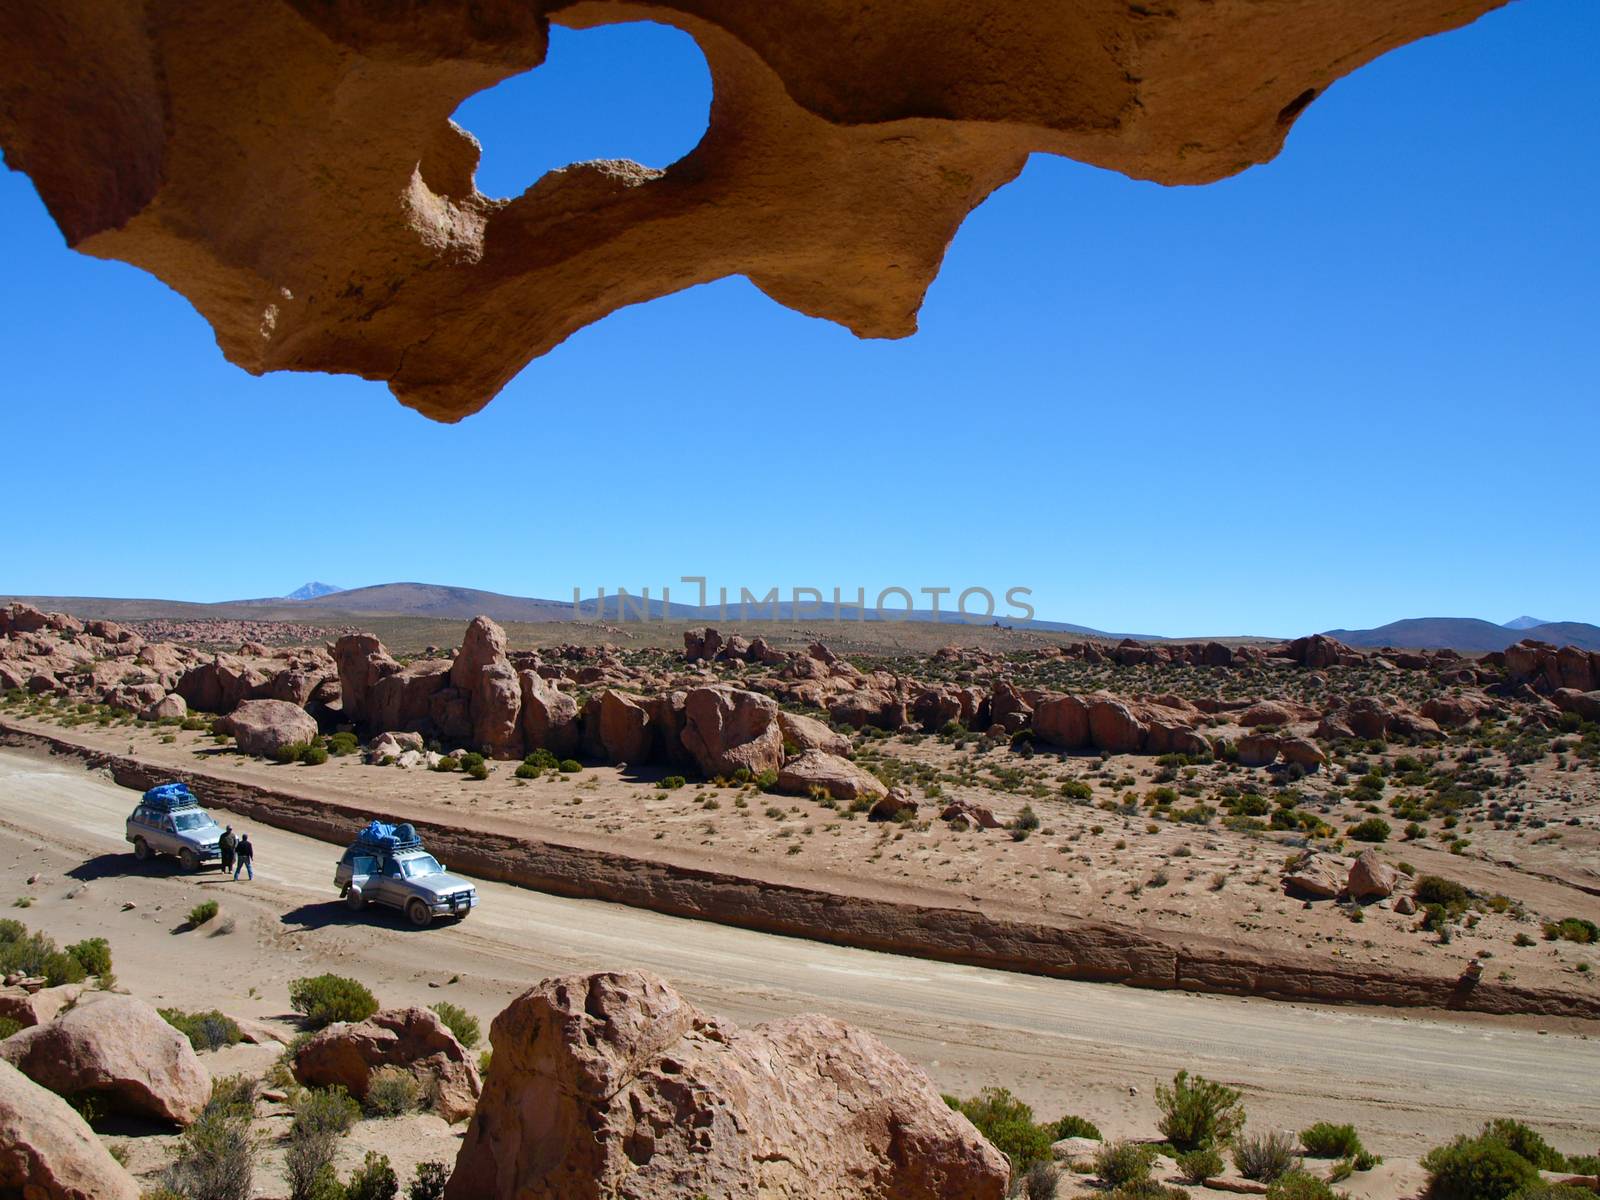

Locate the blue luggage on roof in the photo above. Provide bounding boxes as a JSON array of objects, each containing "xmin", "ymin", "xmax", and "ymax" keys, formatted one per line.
[
  {"xmin": 353, "ymin": 820, "xmax": 421, "ymax": 853},
  {"xmin": 142, "ymin": 782, "xmax": 199, "ymax": 812}
]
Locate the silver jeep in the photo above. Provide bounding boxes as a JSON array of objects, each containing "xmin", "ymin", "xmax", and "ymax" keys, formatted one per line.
[
  {"xmin": 335, "ymin": 844, "xmax": 477, "ymax": 927},
  {"xmin": 125, "ymin": 802, "xmax": 223, "ymax": 871}
]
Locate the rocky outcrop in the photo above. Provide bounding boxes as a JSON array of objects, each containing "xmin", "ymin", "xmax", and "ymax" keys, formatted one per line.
[
  {"xmin": 219, "ymin": 698, "xmax": 319, "ymax": 757},
  {"xmin": 777, "ymin": 750, "xmax": 888, "ymax": 803},
  {"xmin": 1282, "ymin": 853, "xmax": 1344, "ymax": 900},
  {"xmin": 445, "ymin": 971, "xmax": 1008, "ymax": 1199},
  {"xmin": 0, "ymin": 993, "xmax": 209, "ymax": 1125},
  {"xmin": 451, "ymin": 617, "xmax": 523, "ymax": 759},
  {"xmin": 0, "ymin": 1059, "xmax": 142, "ymax": 1200},
  {"xmin": 586, "ymin": 689, "xmax": 654, "ymax": 765},
  {"xmin": 681, "ymin": 687, "xmax": 783, "ymax": 778},
  {"xmin": 777, "ymin": 710, "xmax": 852, "ymax": 757},
  {"xmin": 0, "ymin": 983, "xmax": 84, "ymax": 1030},
  {"xmin": 1346, "ymin": 850, "xmax": 1399, "ymax": 901},
  {"xmin": 292, "ymin": 1007, "xmax": 481, "ymax": 1123},
  {"xmin": 1505, "ymin": 640, "xmax": 1600, "ymax": 693},
  {"xmin": 333, "ymin": 634, "xmax": 401, "ymax": 729},
  {"xmin": 368, "ymin": 659, "xmax": 452, "ymax": 735},
  {"xmin": 521, "ymin": 670, "xmax": 580, "ymax": 757}
]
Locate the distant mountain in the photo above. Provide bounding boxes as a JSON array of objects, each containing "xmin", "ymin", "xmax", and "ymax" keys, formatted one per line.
[
  {"xmin": 286, "ymin": 582, "xmax": 343, "ymax": 601},
  {"xmin": 1324, "ymin": 617, "xmax": 1600, "ymax": 654},
  {"xmin": 1503, "ymin": 615, "xmax": 1553, "ymax": 630}
]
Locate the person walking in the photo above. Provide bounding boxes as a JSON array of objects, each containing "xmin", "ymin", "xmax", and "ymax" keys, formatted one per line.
[
  {"xmin": 233, "ymin": 834, "xmax": 254, "ymax": 881},
  {"xmin": 218, "ymin": 826, "xmax": 236, "ymax": 875}
]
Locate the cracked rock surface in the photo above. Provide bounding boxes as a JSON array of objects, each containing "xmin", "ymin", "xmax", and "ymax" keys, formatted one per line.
[{"xmin": 0, "ymin": 0, "xmax": 1506, "ymax": 420}]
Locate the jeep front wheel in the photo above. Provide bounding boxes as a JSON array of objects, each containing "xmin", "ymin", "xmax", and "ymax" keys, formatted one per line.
[{"xmin": 406, "ymin": 899, "xmax": 432, "ymax": 928}]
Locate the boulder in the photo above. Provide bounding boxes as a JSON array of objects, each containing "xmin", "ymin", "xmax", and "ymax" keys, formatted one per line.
[
  {"xmin": 1032, "ymin": 694, "xmax": 1090, "ymax": 749},
  {"xmin": 1393, "ymin": 895, "xmax": 1417, "ymax": 916},
  {"xmin": 369, "ymin": 659, "xmax": 452, "ymax": 734},
  {"xmin": 292, "ymin": 1007, "xmax": 481, "ymax": 1124},
  {"xmin": 777, "ymin": 750, "xmax": 888, "ymax": 803},
  {"xmin": 682, "ymin": 687, "xmax": 783, "ymax": 778},
  {"xmin": 588, "ymin": 690, "xmax": 653, "ymax": 765},
  {"xmin": 1088, "ymin": 699, "xmax": 1145, "ymax": 753},
  {"xmin": 445, "ymin": 970, "xmax": 1008, "ymax": 1200},
  {"xmin": 220, "ymin": 698, "xmax": 319, "ymax": 757},
  {"xmin": 940, "ymin": 799, "xmax": 1002, "ymax": 830},
  {"xmin": 777, "ymin": 710, "xmax": 852, "ymax": 757},
  {"xmin": 520, "ymin": 670, "xmax": 580, "ymax": 757},
  {"xmin": 473, "ymin": 661, "xmax": 524, "ymax": 759},
  {"xmin": 869, "ymin": 787, "xmax": 919, "ymax": 822},
  {"xmin": 1277, "ymin": 737, "xmax": 1326, "ymax": 771},
  {"xmin": 333, "ymin": 633, "xmax": 402, "ymax": 729},
  {"xmin": 1282, "ymin": 854, "xmax": 1344, "ymax": 901},
  {"xmin": 0, "ymin": 1059, "xmax": 142, "ymax": 1200},
  {"xmin": 1234, "ymin": 734, "xmax": 1280, "ymax": 768},
  {"xmin": 1346, "ymin": 850, "xmax": 1398, "ymax": 901},
  {"xmin": 140, "ymin": 692, "xmax": 187, "ymax": 722},
  {"xmin": 0, "ymin": 993, "xmax": 209, "ymax": 1125},
  {"xmin": 827, "ymin": 689, "xmax": 907, "ymax": 731},
  {"xmin": 1237, "ymin": 701, "xmax": 1296, "ymax": 727},
  {"xmin": 0, "ymin": 984, "xmax": 83, "ymax": 1030}
]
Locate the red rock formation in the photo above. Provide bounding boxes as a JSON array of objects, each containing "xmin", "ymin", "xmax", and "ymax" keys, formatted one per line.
[
  {"xmin": 292, "ymin": 1007, "xmax": 482, "ymax": 1124},
  {"xmin": 0, "ymin": 1059, "xmax": 142, "ymax": 1200},
  {"xmin": 0, "ymin": 1, "xmax": 1509, "ymax": 419},
  {"xmin": 446, "ymin": 971, "xmax": 1008, "ymax": 1199}
]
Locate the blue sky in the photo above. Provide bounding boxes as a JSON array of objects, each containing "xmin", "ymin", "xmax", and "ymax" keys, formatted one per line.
[{"xmin": 1, "ymin": 2, "xmax": 1595, "ymax": 637}]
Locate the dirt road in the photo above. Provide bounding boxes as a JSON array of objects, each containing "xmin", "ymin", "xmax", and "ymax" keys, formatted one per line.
[{"xmin": 1, "ymin": 748, "xmax": 1595, "ymax": 1160}]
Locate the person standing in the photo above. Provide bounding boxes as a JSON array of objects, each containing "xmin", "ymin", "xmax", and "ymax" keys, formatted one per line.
[
  {"xmin": 233, "ymin": 834, "xmax": 254, "ymax": 881},
  {"xmin": 218, "ymin": 826, "xmax": 236, "ymax": 875}
]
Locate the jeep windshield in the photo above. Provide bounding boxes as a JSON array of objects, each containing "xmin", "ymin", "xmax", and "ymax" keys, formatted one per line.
[
  {"xmin": 173, "ymin": 812, "xmax": 215, "ymax": 832},
  {"xmin": 399, "ymin": 855, "xmax": 443, "ymax": 878}
]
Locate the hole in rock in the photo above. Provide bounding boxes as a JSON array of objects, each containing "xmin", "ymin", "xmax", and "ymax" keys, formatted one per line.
[{"xmin": 453, "ymin": 21, "xmax": 712, "ymax": 201}]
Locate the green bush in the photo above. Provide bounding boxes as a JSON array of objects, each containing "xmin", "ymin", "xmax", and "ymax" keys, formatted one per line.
[
  {"xmin": 66, "ymin": 936, "xmax": 112, "ymax": 977},
  {"xmin": 328, "ymin": 732, "xmax": 360, "ymax": 757},
  {"xmin": 274, "ymin": 741, "xmax": 311, "ymax": 764},
  {"xmin": 1422, "ymin": 1135, "xmax": 1540, "ymax": 1200},
  {"xmin": 0, "ymin": 1016, "xmax": 22, "ymax": 1039},
  {"xmin": 458, "ymin": 752, "xmax": 485, "ymax": 772},
  {"xmin": 429, "ymin": 1001, "xmax": 480, "ymax": 1049},
  {"xmin": 1267, "ymin": 1169, "xmax": 1343, "ymax": 1200},
  {"xmin": 1177, "ymin": 1147, "xmax": 1225, "ymax": 1184},
  {"xmin": 1541, "ymin": 918, "xmax": 1599, "ymax": 945},
  {"xmin": 160, "ymin": 1008, "xmax": 243, "ymax": 1052},
  {"xmin": 1479, "ymin": 1120, "xmax": 1566, "ymax": 1170},
  {"xmin": 408, "ymin": 1162, "xmax": 450, "ymax": 1200},
  {"xmin": 944, "ymin": 1088, "xmax": 1056, "ymax": 1170},
  {"xmin": 291, "ymin": 1085, "xmax": 361, "ymax": 1139},
  {"xmin": 1414, "ymin": 875, "xmax": 1471, "ymax": 914},
  {"xmin": 558, "ymin": 758, "xmax": 582, "ymax": 774},
  {"xmin": 1108, "ymin": 1184, "xmax": 1186, "ymax": 1200},
  {"xmin": 346, "ymin": 1151, "xmax": 399, "ymax": 1200},
  {"xmin": 1060, "ymin": 780, "xmax": 1093, "ymax": 801},
  {"xmin": 1234, "ymin": 1130, "xmax": 1298, "ymax": 1182},
  {"xmin": 1302, "ymin": 1123, "xmax": 1364, "ymax": 1158},
  {"xmin": 289, "ymin": 974, "xmax": 379, "ymax": 1029},
  {"xmin": 1095, "ymin": 1140, "xmax": 1156, "ymax": 1186},
  {"xmin": 513, "ymin": 763, "xmax": 538, "ymax": 779},
  {"xmin": 466, "ymin": 761, "xmax": 488, "ymax": 781},
  {"xmin": 1017, "ymin": 1161, "xmax": 1061, "ymax": 1200},
  {"xmin": 1155, "ymin": 1069, "xmax": 1245, "ymax": 1151},
  {"xmin": 0, "ymin": 921, "xmax": 87, "ymax": 986},
  {"xmin": 188, "ymin": 900, "xmax": 219, "ymax": 928},
  {"xmin": 1348, "ymin": 818, "xmax": 1391, "ymax": 843},
  {"xmin": 435, "ymin": 756, "xmax": 460, "ymax": 773},
  {"xmin": 300, "ymin": 743, "xmax": 329, "ymax": 766},
  {"xmin": 523, "ymin": 749, "xmax": 558, "ymax": 770},
  {"xmin": 162, "ymin": 1103, "xmax": 254, "ymax": 1200},
  {"xmin": 1052, "ymin": 1114, "xmax": 1102, "ymax": 1141},
  {"xmin": 285, "ymin": 1126, "xmax": 341, "ymax": 1200},
  {"xmin": 364, "ymin": 1066, "xmax": 422, "ymax": 1117},
  {"xmin": 1509, "ymin": 1185, "xmax": 1597, "ymax": 1200},
  {"xmin": 205, "ymin": 1075, "xmax": 257, "ymax": 1119},
  {"xmin": 657, "ymin": 775, "xmax": 687, "ymax": 790}
]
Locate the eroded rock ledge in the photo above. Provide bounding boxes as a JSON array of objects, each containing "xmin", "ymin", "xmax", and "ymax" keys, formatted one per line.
[{"xmin": 0, "ymin": 0, "xmax": 1506, "ymax": 419}]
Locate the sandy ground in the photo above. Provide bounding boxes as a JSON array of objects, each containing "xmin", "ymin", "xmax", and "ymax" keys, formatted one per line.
[
  {"xmin": 2, "ymin": 746, "xmax": 1599, "ymax": 1197},
  {"xmin": 6, "ymin": 709, "xmax": 1596, "ymax": 1006}
]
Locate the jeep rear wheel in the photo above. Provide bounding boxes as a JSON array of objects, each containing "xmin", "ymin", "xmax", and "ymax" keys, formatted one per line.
[{"xmin": 133, "ymin": 838, "xmax": 151, "ymax": 861}]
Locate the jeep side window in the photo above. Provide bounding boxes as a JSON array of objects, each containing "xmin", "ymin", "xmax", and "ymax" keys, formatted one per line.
[
  {"xmin": 351, "ymin": 855, "xmax": 377, "ymax": 876},
  {"xmin": 383, "ymin": 859, "xmax": 402, "ymax": 877}
]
